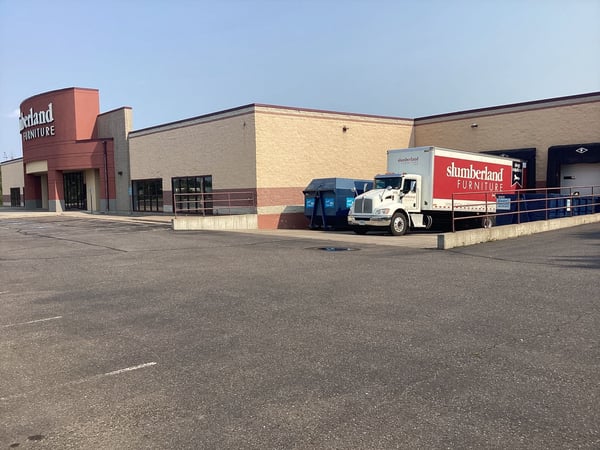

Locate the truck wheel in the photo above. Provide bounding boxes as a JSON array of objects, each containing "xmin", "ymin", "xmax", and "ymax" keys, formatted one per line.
[
  {"xmin": 424, "ymin": 215, "xmax": 433, "ymax": 230},
  {"xmin": 390, "ymin": 211, "xmax": 409, "ymax": 236},
  {"xmin": 481, "ymin": 216, "xmax": 494, "ymax": 228}
]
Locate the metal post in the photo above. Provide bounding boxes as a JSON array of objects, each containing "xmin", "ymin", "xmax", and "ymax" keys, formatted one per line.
[
  {"xmin": 103, "ymin": 140, "xmax": 109, "ymax": 212},
  {"xmin": 569, "ymin": 187, "xmax": 573, "ymax": 217},
  {"xmin": 545, "ymin": 189, "xmax": 548, "ymax": 221},
  {"xmin": 485, "ymin": 192, "xmax": 488, "ymax": 222},
  {"xmin": 451, "ymin": 193, "xmax": 455, "ymax": 232}
]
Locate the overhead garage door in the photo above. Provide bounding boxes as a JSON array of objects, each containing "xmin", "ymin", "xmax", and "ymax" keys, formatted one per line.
[
  {"xmin": 561, "ymin": 163, "xmax": 600, "ymax": 195},
  {"xmin": 547, "ymin": 143, "xmax": 600, "ymax": 189}
]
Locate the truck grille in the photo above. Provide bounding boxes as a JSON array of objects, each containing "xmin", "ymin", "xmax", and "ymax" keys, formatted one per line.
[{"xmin": 354, "ymin": 198, "xmax": 372, "ymax": 214}]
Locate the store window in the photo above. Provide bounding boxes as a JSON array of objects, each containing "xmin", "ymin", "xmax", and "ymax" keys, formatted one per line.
[
  {"xmin": 132, "ymin": 179, "xmax": 163, "ymax": 212},
  {"xmin": 172, "ymin": 175, "xmax": 212, "ymax": 214}
]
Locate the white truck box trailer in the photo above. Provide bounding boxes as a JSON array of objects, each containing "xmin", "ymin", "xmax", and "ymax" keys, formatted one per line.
[{"xmin": 348, "ymin": 146, "xmax": 524, "ymax": 235}]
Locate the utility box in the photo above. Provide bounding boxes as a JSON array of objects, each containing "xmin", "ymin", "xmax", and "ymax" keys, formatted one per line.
[{"xmin": 303, "ymin": 178, "xmax": 373, "ymax": 230}]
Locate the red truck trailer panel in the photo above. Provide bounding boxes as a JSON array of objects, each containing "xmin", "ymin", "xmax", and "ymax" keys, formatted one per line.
[{"xmin": 433, "ymin": 155, "xmax": 514, "ymax": 201}]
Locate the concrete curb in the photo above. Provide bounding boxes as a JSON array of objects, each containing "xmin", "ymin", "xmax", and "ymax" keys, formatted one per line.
[
  {"xmin": 172, "ymin": 214, "xmax": 257, "ymax": 231},
  {"xmin": 437, "ymin": 213, "xmax": 600, "ymax": 249}
]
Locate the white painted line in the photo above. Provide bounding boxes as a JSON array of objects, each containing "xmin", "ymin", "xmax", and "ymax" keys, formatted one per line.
[
  {"xmin": 1, "ymin": 316, "xmax": 63, "ymax": 329},
  {"xmin": 102, "ymin": 362, "xmax": 158, "ymax": 377},
  {"xmin": 0, "ymin": 361, "xmax": 158, "ymax": 401}
]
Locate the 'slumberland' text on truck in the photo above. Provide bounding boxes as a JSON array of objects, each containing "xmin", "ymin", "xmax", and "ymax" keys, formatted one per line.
[{"xmin": 348, "ymin": 146, "xmax": 524, "ymax": 235}]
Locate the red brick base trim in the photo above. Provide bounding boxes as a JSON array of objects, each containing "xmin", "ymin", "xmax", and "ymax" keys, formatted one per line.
[{"xmin": 258, "ymin": 212, "xmax": 309, "ymax": 229}]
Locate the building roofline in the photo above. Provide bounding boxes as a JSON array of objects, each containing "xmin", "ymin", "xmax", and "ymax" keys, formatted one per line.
[
  {"xmin": 129, "ymin": 104, "xmax": 256, "ymax": 136},
  {"xmin": 415, "ymin": 91, "xmax": 600, "ymax": 122},
  {"xmin": 122, "ymin": 91, "xmax": 600, "ymax": 138},
  {"xmin": 97, "ymin": 106, "xmax": 133, "ymax": 117},
  {"xmin": 253, "ymin": 103, "xmax": 412, "ymax": 121},
  {"xmin": 0, "ymin": 156, "xmax": 23, "ymax": 165},
  {"xmin": 129, "ymin": 102, "xmax": 413, "ymax": 137},
  {"xmin": 20, "ymin": 87, "xmax": 99, "ymax": 105}
]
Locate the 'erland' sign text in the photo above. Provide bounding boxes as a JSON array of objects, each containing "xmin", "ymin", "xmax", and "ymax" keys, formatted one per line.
[{"xmin": 19, "ymin": 103, "xmax": 55, "ymax": 141}]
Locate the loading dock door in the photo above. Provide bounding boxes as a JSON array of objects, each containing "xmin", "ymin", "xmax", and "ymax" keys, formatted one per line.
[{"xmin": 561, "ymin": 163, "xmax": 600, "ymax": 195}]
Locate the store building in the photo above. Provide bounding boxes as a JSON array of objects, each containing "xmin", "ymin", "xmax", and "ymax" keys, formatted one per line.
[
  {"xmin": 0, "ymin": 157, "xmax": 24, "ymax": 206},
  {"xmin": 12, "ymin": 87, "xmax": 132, "ymax": 212},
  {"xmin": 413, "ymin": 93, "xmax": 600, "ymax": 191},
  {"xmin": 128, "ymin": 104, "xmax": 413, "ymax": 228},
  {"xmin": 3, "ymin": 88, "xmax": 599, "ymax": 228}
]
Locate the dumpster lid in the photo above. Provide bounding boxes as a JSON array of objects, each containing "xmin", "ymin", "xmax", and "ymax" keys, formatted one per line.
[{"xmin": 303, "ymin": 177, "xmax": 372, "ymax": 193}]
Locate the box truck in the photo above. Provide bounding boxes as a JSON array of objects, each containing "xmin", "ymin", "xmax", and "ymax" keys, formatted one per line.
[{"xmin": 348, "ymin": 146, "xmax": 524, "ymax": 235}]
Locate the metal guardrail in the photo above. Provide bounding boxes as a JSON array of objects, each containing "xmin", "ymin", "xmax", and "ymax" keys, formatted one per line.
[
  {"xmin": 174, "ymin": 191, "xmax": 256, "ymax": 217},
  {"xmin": 451, "ymin": 185, "xmax": 600, "ymax": 232}
]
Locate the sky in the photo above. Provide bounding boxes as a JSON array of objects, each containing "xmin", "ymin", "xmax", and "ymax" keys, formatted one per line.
[{"xmin": 1, "ymin": 0, "xmax": 599, "ymax": 160}]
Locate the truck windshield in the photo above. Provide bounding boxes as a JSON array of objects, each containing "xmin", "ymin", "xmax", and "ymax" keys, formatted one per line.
[{"xmin": 374, "ymin": 177, "xmax": 402, "ymax": 189}]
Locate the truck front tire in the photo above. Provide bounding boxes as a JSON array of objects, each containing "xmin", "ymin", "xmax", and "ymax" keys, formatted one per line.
[
  {"xmin": 482, "ymin": 216, "xmax": 495, "ymax": 228},
  {"xmin": 390, "ymin": 211, "xmax": 409, "ymax": 236}
]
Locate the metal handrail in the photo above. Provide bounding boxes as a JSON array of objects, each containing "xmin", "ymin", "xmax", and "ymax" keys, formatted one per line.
[
  {"xmin": 174, "ymin": 191, "xmax": 256, "ymax": 217},
  {"xmin": 451, "ymin": 185, "xmax": 599, "ymax": 232}
]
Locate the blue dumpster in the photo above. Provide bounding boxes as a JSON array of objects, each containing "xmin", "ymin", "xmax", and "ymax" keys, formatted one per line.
[{"xmin": 303, "ymin": 178, "xmax": 373, "ymax": 230}]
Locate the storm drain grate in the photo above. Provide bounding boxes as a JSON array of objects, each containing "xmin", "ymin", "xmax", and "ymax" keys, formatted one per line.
[{"xmin": 314, "ymin": 247, "xmax": 360, "ymax": 252}]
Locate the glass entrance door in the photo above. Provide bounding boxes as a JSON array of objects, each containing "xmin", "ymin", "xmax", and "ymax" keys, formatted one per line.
[{"xmin": 64, "ymin": 172, "xmax": 87, "ymax": 210}]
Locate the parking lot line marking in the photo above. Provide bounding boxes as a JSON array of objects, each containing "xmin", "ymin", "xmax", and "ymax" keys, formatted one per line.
[
  {"xmin": 102, "ymin": 362, "xmax": 158, "ymax": 376},
  {"xmin": 1, "ymin": 316, "xmax": 63, "ymax": 329},
  {"xmin": 0, "ymin": 361, "xmax": 158, "ymax": 401}
]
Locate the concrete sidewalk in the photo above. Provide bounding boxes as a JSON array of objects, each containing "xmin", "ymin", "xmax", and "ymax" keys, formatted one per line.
[
  {"xmin": 0, "ymin": 208, "xmax": 173, "ymax": 224},
  {"xmin": 2, "ymin": 208, "xmax": 599, "ymax": 249}
]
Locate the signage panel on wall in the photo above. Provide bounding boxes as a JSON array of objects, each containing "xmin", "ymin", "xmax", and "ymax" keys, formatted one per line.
[{"xmin": 19, "ymin": 102, "xmax": 56, "ymax": 141}]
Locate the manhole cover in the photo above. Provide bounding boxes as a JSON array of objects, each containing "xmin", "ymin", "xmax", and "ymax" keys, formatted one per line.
[{"xmin": 315, "ymin": 247, "xmax": 359, "ymax": 252}]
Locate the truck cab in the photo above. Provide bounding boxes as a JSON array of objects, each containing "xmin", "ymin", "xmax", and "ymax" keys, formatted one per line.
[{"xmin": 348, "ymin": 173, "xmax": 424, "ymax": 235}]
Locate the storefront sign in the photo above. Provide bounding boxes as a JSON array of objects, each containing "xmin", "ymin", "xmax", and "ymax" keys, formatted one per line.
[{"xmin": 19, "ymin": 102, "xmax": 55, "ymax": 141}]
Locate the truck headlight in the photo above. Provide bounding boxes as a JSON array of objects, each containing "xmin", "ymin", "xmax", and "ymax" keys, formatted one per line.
[{"xmin": 374, "ymin": 208, "xmax": 390, "ymax": 215}]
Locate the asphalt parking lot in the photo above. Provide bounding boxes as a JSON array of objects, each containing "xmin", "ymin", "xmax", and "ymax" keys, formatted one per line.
[{"xmin": 1, "ymin": 213, "xmax": 599, "ymax": 449}]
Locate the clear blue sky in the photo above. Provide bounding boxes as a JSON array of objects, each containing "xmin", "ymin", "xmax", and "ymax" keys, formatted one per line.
[{"xmin": 1, "ymin": 0, "xmax": 599, "ymax": 159}]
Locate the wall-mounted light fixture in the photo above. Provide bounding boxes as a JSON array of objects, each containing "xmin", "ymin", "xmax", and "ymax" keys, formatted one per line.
[
  {"xmin": 342, "ymin": 126, "xmax": 349, "ymax": 132},
  {"xmin": 118, "ymin": 171, "xmax": 123, "ymax": 176},
  {"xmin": 470, "ymin": 123, "xmax": 478, "ymax": 128}
]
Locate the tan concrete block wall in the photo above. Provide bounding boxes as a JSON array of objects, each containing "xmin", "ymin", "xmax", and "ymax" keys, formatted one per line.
[
  {"xmin": 254, "ymin": 106, "xmax": 414, "ymax": 192},
  {"xmin": 1, "ymin": 159, "xmax": 24, "ymax": 204},
  {"xmin": 415, "ymin": 100, "xmax": 600, "ymax": 183},
  {"xmin": 129, "ymin": 110, "xmax": 257, "ymax": 192},
  {"xmin": 96, "ymin": 107, "xmax": 133, "ymax": 212}
]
